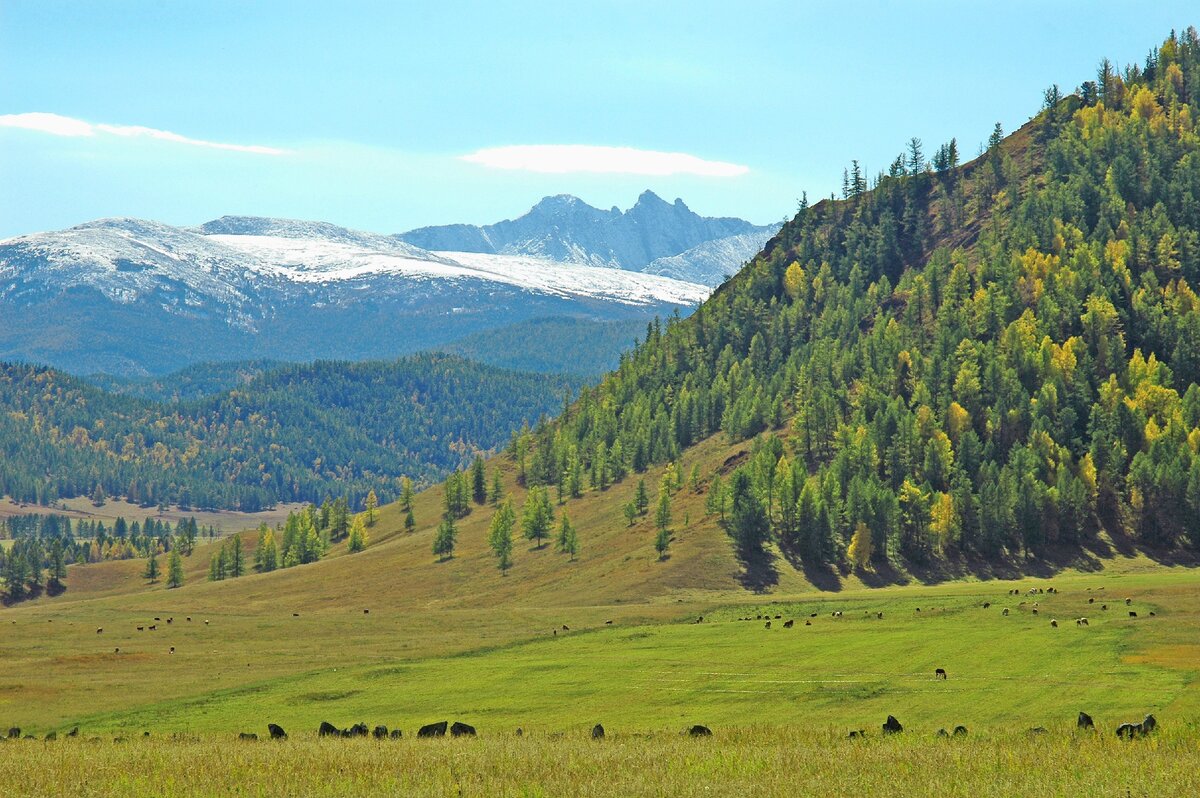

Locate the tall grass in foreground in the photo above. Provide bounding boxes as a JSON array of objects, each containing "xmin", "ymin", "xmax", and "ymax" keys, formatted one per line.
[{"xmin": 0, "ymin": 725, "xmax": 1196, "ymax": 797}]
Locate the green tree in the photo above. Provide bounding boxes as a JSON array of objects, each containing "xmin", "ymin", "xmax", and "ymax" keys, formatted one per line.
[
  {"xmin": 634, "ymin": 479, "xmax": 649, "ymax": 515},
  {"xmin": 347, "ymin": 515, "xmax": 368, "ymax": 553},
  {"xmin": 655, "ymin": 526, "xmax": 671, "ymax": 559},
  {"xmin": 365, "ymin": 490, "xmax": 379, "ymax": 525},
  {"xmin": 488, "ymin": 497, "xmax": 516, "ymax": 572},
  {"xmin": 143, "ymin": 549, "xmax": 159, "ymax": 583},
  {"xmin": 166, "ymin": 548, "xmax": 184, "ymax": 588},
  {"xmin": 521, "ymin": 486, "xmax": 554, "ymax": 548},
  {"xmin": 228, "ymin": 535, "xmax": 245, "ymax": 577},
  {"xmin": 727, "ymin": 469, "xmax": 768, "ymax": 554},
  {"xmin": 655, "ymin": 490, "xmax": 672, "ymax": 532},
  {"xmin": 489, "ymin": 468, "xmax": 504, "ymax": 505},
  {"xmin": 404, "ymin": 508, "xmax": 416, "ymax": 532},
  {"xmin": 433, "ymin": 517, "xmax": 457, "ymax": 560},
  {"xmin": 557, "ymin": 512, "xmax": 578, "ymax": 559},
  {"xmin": 471, "ymin": 456, "xmax": 487, "ymax": 505}
]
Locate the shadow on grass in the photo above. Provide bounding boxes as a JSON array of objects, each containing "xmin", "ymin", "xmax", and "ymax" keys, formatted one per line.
[{"xmin": 735, "ymin": 545, "xmax": 778, "ymax": 593}]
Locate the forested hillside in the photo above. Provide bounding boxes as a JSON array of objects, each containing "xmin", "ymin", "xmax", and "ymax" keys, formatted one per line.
[
  {"xmin": 502, "ymin": 31, "xmax": 1200, "ymax": 572},
  {"xmin": 0, "ymin": 355, "xmax": 582, "ymax": 510}
]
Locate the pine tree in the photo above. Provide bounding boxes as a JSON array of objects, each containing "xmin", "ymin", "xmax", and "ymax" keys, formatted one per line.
[
  {"xmin": 433, "ymin": 517, "xmax": 457, "ymax": 560},
  {"xmin": 634, "ymin": 479, "xmax": 649, "ymax": 515},
  {"xmin": 166, "ymin": 549, "xmax": 184, "ymax": 588},
  {"xmin": 471, "ymin": 456, "xmax": 487, "ymax": 505},
  {"xmin": 229, "ymin": 535, "xmax": 245, "ymax": 577},
  {"xmin": 557, "ymin": 512, "xmax": 578, "ymax": 559},
  {"xmin": 91, "ymin": 484, "xmax": 107, "ymax": 507},
  {"xmin": 404, "ymin": 508, "xmax": 416, "ymax": 532},
  {"xmin": 521, "ymin": 486, "xmax": 554, "ymax": 547},
  {"xmin": 399, "ymin": 477, "xmax": 415, "ymax": 512},
  {"xmin": 655, "ymin": 526, "xmax": 670, "ymax": 559},
  {"xmin": 655, "ymin": 491, "xmax": 672, "ymax": 532},
  {"xmin": 623, "ymin": 501, "xmax": 638, "ymax": 527},
  {"xmin": 257, "ymin": 525, "xmax": 278, "ymax": 572},
  {"xmin": 489, "ymin": 468, "xmax": 504, "ymax": 505},
  {"xmin": 347, "ymin": 515, "xmax": 368, "ymax": 552},
  {"xmin": 143, "ymin": 549, "xmax": 159, "ymax": 583},
  {"xmin": 365, "ymin": 490, "xmax": 379, "ymax": 525},
  {"xmin": 488, "ymin": 497, "xmax": 515, "ymax": 572}
]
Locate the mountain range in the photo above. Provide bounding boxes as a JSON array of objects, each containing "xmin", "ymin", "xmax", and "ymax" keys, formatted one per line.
[{"xmin": 0, "ymin": 193, "xmax": 773, "ymax": 376}]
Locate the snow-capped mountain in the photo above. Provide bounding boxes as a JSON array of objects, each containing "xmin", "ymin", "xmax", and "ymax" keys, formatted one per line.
[
  {"xmin": 0, "ymin": 212, "xmax": 713, "ymax": 376},
  {"xmin": 641, "ymin": 229, "xmax": 781, "ymax": 286},
  {"xmin": 398, "ymin": 190, "xmax": 776, "ymax": 276}
]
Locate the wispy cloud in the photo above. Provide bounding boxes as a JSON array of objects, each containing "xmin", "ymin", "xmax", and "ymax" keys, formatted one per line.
[
  {"xmin": 460, "ymin": 144, "xmax": 748, "ymax": 177},
  {"xmin": 0, "ymin": 112, "xmax": 287, "ymax": 156}
]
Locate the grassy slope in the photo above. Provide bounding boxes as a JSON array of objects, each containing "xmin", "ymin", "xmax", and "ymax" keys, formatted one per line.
[{"xmin": 1, "ymin": 432, "xmax": 1197, "ymax": 738}]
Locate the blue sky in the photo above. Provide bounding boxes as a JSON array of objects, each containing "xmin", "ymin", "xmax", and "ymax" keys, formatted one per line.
[{"xmin": 0, "ymin": 1, "xmax": 1196, "ymax": 237}]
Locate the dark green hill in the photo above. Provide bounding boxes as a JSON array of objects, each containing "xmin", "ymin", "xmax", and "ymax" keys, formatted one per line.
[
  {"xmin": 0, "ymin": 355, "xmax": 583, "ymax": 510},
  {"xmin": 503, "ymin": 31, "xmax": 1200, "ymax": 574},
  {"xmin": 438, "ymin": 316, "xmax": 647, "ymax": 375}
]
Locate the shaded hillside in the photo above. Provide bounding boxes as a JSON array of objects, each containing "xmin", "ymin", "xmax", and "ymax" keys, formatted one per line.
[
  {"xmin": 438, "ymin": 316, "xmax": 647, "ymax": 375},
  {"xmin": 0, "ymin": 355, "xmax": 583, "ymax": 509}
]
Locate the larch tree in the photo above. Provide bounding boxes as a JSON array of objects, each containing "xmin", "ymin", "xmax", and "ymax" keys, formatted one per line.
[
  {"xmin": 488, "ymin": 497, "xmax": 515, "ymax": 572},
  {"xmin": 166, "ymin": 549, "xmax": 184, "ymax": 588}
]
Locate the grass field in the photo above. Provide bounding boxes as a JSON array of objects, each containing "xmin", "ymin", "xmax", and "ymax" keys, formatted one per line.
[
  {"xmin": 0, "ymin": 728, "xmax": 1196, "ymax": 797},
  {"xmin": 1, "ymin": 435, "xmax": 1197, "ymax": 794},
  {"xmin": 0, "ymin": 496, "xmax": 304, "ymax": 534}
]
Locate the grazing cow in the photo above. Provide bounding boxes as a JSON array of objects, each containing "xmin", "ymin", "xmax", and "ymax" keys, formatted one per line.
[
  {"xmin": 418, "ymin": 721, "xmax": 448, "ymax": 738},
  {"xmin": 562, "ymin": 625, "xmax": 570, "ymax": 631},
  {"xmin": 1032, "ymin": 609, "xmax": 1039, "ymax": 615},
  {"xmin": 935, "ymin": 668, "xmax": 947, "ymax": 680},
  {"xmin": 1076, "ymin": 618, "xmax": 1089, "ymax": 626},
  {"xmin": 937, "ymin": 728, "xmax": 949, "ymax": 738},
  {"xmin": 983, "ymin": 602, "xmax": 991, "ymax": 609},
  {"xmin": 1125, "ymin": 598, "xmax": 1132, "ymax": 606},
  {"xmin": 390, "ymin": 729, "xmax": 403, "ymax": 739},
  {"xmin": 1078, "ymin": 712, "xmax": 1095, "ymax": 731},
  {"xmin": 167, "ymin": 618, "xmax": 173, "ymax": 624},
  {"xmin": 774, "ymin": 615, "xmax": 781, "ymax": 620},
  {"xmin": 373, "ymin": 725, "xmax": 389, "ymax": 739},
  {"xmin": 238, "ymin": 732, "xmax": 258, "ymax": 741},
  {"xmin": 319, "ymin": 721, "xmax": 340, "ymax": 737},
  {"xmin": 450, "ymin": 722, "xmax": 476, "ymax": 737},
  {"xmin": 805, "ymin": 620, "xmax": 812, "ymax": 626},
  {"xmin": 137, "ymin": 626, "xmax": 144, "ymax": 631},
  {"xmin": 1115, "ymin": 715, "xmax": 1155, "ymax": 740},
  {"xmin": 953, "ymin": 725, "xmax": 968, "ymax": 737},
  {"xmin": 169, "ymin": 646, "xmax": 175, "ymax": 654},
  {"xmin": 783, "ymin": 620, "xmax": 794, "ymax": 628},
  {"xmin": 1028, "ymin": 727, "xmax": 1048, "ymax": 735},
  {"xmin": 876, "ymin": 612, "xmax": 884, "ymax": 619},
  {"xmin": 268, "ymin": 724, "xmax": 287, "ymax": 740},
  {"xmin": 847, "ymin": 730, "xmax": 865, "ymax": 739},
  {"xmin": 764, "ymin": 621, "xmax": 772, "ymax": 629},
  {"xmin": 1088, "ymin": 598, "xmax": 1094, "ymax": 604},
  {"xmin": 364, "ymin": 609, "xmax": 370, "ymax": 615},
  {"xmin": 154, "ymin": 618, "xmax": 161, "ymax": 621},
  {"xmin": 1050, "ymin": 619, "xmax": 1058, "ymax": 627},
  {"xmin": 1129, "ymin": 611, "xmax": 1138, "ymax": 618},
  {"xmin": 7, "ymin": 728, "xmax": 20, "ymax": 739},
  {"xmin": 1002, "ymin": 608, "xmax": 1010, "ymax": 616},
  {"xmin": 96, "ymin": 628, "xmax": 103, "ymax": 634},
  {"xmin": 186, "ymin": 617, "xmax": 191, "ymax": 622},
  {"xmin": 346, "ymin": 723, "xmax": 369, "ymax": 738},
  {"xmin": 44, "ymin": 731, "xmax": 56, "ymax": 741},
  {"xmin": 916, "ymin": 608, "xmax": 921, "ymax": 613},
  {"xmin": 882, "ymin": 715, "xmax": 903, "ymax": 734},
  {"xmin": 148, "ymin": 625, "xmax": 156, "ymax": 631},
  {"xmin": 66, "ymin": 727, "xmax": 78, "ymax": 738},
  {"xmin": 605, "ymin": 620, "xmax": 613, "ymax": 625},
  {"xmin": 591, "ymin": 724, "xmax": 605, "ymax": 740},
  {"xmin": 293, "ymin": 613, "xmax": 300, "ymax": 617},
  {"xmin": 688, "ymin": 725, "xmax": 712, "ymax": 737},
  {"xmin": 205, "ymin": 620, "xmax": 210, "ymax": 625},
  {"xmin": 1149, "ymin": 611, "xmax": 1156, "ymax": 617},
  {"xmin": 114, "ymin": 648, "xmax": 120, "ymax": 654}
]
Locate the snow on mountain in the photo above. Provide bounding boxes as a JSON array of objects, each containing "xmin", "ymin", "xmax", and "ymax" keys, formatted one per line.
[
  {"xmin": 640, "ymin": 227, "xmax": 781, "ymax": 287},
  {"xmin": 399, "ymin": 190, "xmax": 771, "ymax": 271}
]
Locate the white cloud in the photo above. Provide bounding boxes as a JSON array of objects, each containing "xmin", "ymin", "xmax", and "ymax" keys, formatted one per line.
[
  {"xmin": 460, "ymin": 144, "xmax": 748, "ymax": 177},
  {"xmin": 0, "ymin": 112, "xmax": 286, "ymax": 155}
]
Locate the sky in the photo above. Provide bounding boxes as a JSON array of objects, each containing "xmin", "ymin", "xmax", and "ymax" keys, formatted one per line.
[{"xmin": 1, "ymin": 1, "xmax": 1197, "ymax": 238}]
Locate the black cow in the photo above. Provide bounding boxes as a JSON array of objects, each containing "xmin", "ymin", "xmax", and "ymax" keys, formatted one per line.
[
  {"xmin": 390, "ymin": 729, "xmax": 403, "ymax": 739},
  {"xmin": 591, "ymin": 724, "xmax": 605, "ymax": 739},
  {"xmin": 66, "ymin": 727, "xmax": 79, "ymax": 738},
  {"xmin": 1077, "ymin": 712, "xmax": 1094, "ymax": 731},
  {"xmin": 345, "ymin": 723, "xmax": 369, "ymax": 738},
  {"xmin": 373, "ymin": 725, "xmax": 389, "ymax": 739},
  {"xmin": 239, "ymin": 732, "xmax": 258, "ymax": 741},
  {"xmin": 882, "ymin": 715, "xmax": 903, "ymax": 734},
  {"xmin": 847, "ymin": 730, "xmax": 865, "ymax": 739},
  {"xmin": 318, "ymin": 721, "xmax": 340, "ymax": 737},
  {"xmin": 936, "ymin": 728, "xmax": 949, "ymax": 738},
  {"xmin": 450, "ymin": 721, "xmax": 476, "ymax": 737},
  {"xmin": 688, "ymin": 725, "xmax": 712, "ymax": 737},
  {"xmin": 268, "ymin": 723, "xmax": 287, "ymax": 740},
  {"xmin": 935, "ymin": 668, "xmax": 947, "ymax": 680},
  {"xmin": 6, "ymin": 728, "xmax": 19, "ymax": 739},
  {"xmin": 953, "ymin": 725, "xmax": 968, "ymax": 737},
  {"xmin": 783, "ymin": 620, "xmax": 794, "ymax": 628},
  {"xmin": 418, "ymin": 721, "xmax": 448, "ymax": 738},
  {"xmin": 1116, "ymin": 714, "xmax": 1157, "ymax": 740}
]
